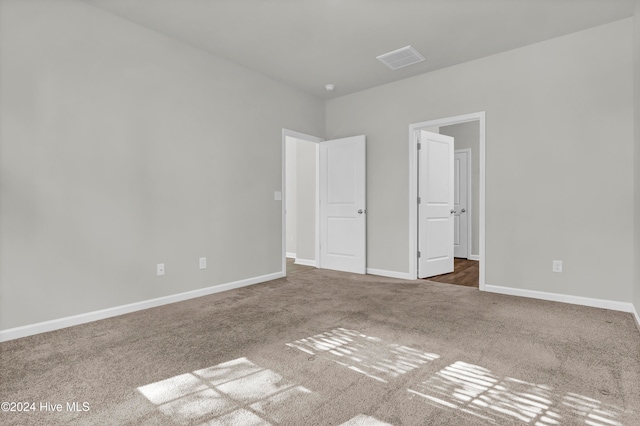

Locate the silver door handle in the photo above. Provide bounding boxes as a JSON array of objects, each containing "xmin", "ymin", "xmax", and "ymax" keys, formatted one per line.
[
  {"xmin": 450, "ymin": 209, "xmax": 457, "ymax": 214},
  {"xmin": 358, "ymin": 209, "xmax": 364, "ymax": 214},
  {"xmin": 461, "ymin": 209, "xmax": 466, "ymax": 213}
]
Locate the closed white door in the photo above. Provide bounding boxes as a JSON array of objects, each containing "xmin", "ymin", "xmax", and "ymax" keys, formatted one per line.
[
  {"xmin": 418, "ymin": 131, "xmax": 454, "ymax": 279},
  {"xmin": 319, "ymin": 135, "xmax": 366, "ymax": 274},
  {"xmin": 454, "ymin": 150, "xmax": 469, "ymax": 259}
]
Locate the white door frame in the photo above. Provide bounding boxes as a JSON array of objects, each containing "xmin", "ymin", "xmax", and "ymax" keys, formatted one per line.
[
  {"xmin": 282, "ymin": 129, "xmax": 323, "ymax": 275},
  {"xmin": 455, "ymin": 148, "xmax": 472, "ymax": 260},
  {"xmin": 409, "ymin": 112, "xmax": 485, "ymax": 289}
]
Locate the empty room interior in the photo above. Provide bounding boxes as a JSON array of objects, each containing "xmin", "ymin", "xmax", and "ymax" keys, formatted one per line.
[{"xmin": 1, "ymin": 0, "xmax": 640, "ymax": 425}]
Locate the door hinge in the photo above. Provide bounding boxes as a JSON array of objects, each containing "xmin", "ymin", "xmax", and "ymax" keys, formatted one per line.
[
  {"xmin": 418, "ymin": 251, "xmax": 421, "ymax": 258},
  {"xmin": 417, "ymin": 142, "xmax": 421, "ymax": 150},
  {"xmin": 417, "ymin": 197, "xmax": 421, "ymax": 204}
]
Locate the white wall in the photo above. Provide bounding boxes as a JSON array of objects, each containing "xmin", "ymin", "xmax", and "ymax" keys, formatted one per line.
[
  {"xmin": 326, "ymin": 19, "xmax": 634, "ymax": 303},
  {"xmin": 295, "ymin": 140, "xmax": 317, "ymax": 263},
  {"xmin": 0, "ymin": 0, "xmax": 324, "ymax": 330},
  {"xmin": 439, "ymin": 121, "xmax": 480, "ymax": 258},
  {"xmin": 285, "ymin": 137, "xmax": 317, "ymax": 262}
]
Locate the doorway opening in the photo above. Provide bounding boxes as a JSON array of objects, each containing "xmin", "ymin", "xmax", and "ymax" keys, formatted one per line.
[
  {"xmin": 408, "ymin": 112, "xmax": 486, "ymax": 290},
  {"xmin": 282, "ymin": 130, "xmax": 368, "ymax": 276},
  {"xmin": 282, "ymin": 129, "xmax": 323, "ymax": 276},
  {"xmin": 427, "ymin": 258, "xmax": 480, "ymax": 288}
]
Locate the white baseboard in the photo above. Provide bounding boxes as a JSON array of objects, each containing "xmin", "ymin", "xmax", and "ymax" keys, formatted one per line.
[
  {"xmin": 366, "ymin": 268, "xmax": 413, "ymax": 280},
  {"xmin": 484, "ymin": 284, "xmax": 637, "ymax": 314},
  {"xmin": 632, "ymin": 304, "xmax": 640, "ymax": 334},
  {"xmin": 468, "ymin": 255, "xmax": 480, "ymax": 261},
  {"xmin": 294, "ymin": 258, "xmax": 316, "ymax": 267},
  {"xmin": 0, "ymin": 271, "xmax": 285, "ymax": 343},
  {"xmin": 286, "ymin": 252, "xmax": 296, "ymax": 259}
]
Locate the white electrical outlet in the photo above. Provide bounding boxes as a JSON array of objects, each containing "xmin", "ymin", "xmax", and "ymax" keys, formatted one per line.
[
  {"xmin": 199, "ymin": 257, "xmax": 207, "ymax": 269},
  {"xmin": 274, "ymin": 191, "xmax": 282, "ymax": 201},
  {"xmin": 157, "ymin": 263, "xmax": 165, "ymax": 276},
  {"xmin": 552, "ymin": 260, "xmax": 563, "ymax": 273}
]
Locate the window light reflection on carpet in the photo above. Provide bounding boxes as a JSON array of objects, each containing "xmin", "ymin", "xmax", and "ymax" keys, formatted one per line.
[
  {"xmin": 137, "ymin": 357, "xmax": 314, "ymax": 425},
  {"xmin": 408, "ymin": 360, "xmax": 627, "ymax": 426},
  {"xmin": 286, "ymin": 328, "xmax": 440, "ymax": 383}
]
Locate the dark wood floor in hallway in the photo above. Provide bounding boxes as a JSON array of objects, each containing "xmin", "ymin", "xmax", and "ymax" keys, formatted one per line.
[
  {"xmin": 426, "ymin": 258, "xmax": 479, "ymax": 288},
  {"xmin": 287, "ymin": 257, "xmax": 479, "ymax": 288}
]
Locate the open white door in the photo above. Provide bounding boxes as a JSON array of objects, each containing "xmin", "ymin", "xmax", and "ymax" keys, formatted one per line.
[
  {"xmin": 418, "ymin": 131, "xmax": 454, "ymax": 278},
  {"xmin": 319, "ymin": 135, "xmax": 366, "ymax": 274}
]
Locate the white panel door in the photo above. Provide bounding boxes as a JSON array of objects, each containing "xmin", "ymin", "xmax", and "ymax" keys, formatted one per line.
[
  {"xmin": 454, "ymin": 150, "xmax": 469, "ymax": 259},
  {"xmin": 320, "ymin": 135, "xmax": 366, "ymax": 274},
  {"xmin": 418, "ymin": 131, "xmax": 454, "ymax": 279}
]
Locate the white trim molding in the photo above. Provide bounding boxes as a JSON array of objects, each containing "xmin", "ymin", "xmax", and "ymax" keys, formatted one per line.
[
  {"xmin": 632, "ymin": 305, "xmax": 640, "ymax": 334},
  {"xmin": 294, "ymin": 258, "xmax": 316, "ymax": 267},
  {"xmin": 468, "ymin": 255, "xmax": 480, "ymax": 261},
  {"xmin": 485, "ymin": 284, "xmax": 638, "ymax": 314},
  {"xmin": 286, "ymin": 252, "xmax": 297, "ymax": 259},
  {"xmin": 366, "ymin": 268, "xmax": 413, "ymax": 280},
  {"xmin": 0, "ymin": 271, "xmax": 285, "ymax": 343}
]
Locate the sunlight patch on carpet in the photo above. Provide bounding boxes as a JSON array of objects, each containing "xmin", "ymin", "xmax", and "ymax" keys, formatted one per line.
[
  {"xmin": 339, "ymin": 414, "xmax": 394, "ymax": 425},
  {"xmin": 408, "ymin": 361, "xmax": 628, "ymax": 425},
  {"xmin": 286, "ymin": 328, "xmax": 439, "ymax": 383},
  {"xmin": 137, "ymin": 357, "xmax": 315, "ymax": 425}
]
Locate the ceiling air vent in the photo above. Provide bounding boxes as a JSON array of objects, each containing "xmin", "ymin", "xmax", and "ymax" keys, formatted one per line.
[{"xmin": 376, "ymin": 45, "xmax": 425, "ymax": 70}]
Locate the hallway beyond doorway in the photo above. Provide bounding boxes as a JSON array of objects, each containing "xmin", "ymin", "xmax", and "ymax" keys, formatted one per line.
[
  {"xmin": 286, "ymin": 257, "xmax": 315, "ymax": 276},
  {"xmin": 425, "ymin": 258, "xmax": 479, "ymax": 288}
]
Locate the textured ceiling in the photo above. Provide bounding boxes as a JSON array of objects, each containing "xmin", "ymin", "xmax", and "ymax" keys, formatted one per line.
[{"xmin": 80, "ymin": 0, "xmax": 636, "ymax": 99}]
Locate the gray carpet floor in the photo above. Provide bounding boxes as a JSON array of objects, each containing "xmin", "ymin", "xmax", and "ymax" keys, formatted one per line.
[{"xmin": 1, "ymin": 268, "xmax": 639, "ymax": 425}]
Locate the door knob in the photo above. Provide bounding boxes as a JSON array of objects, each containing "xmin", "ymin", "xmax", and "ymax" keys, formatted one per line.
[
  {"xmin": 358, "ymin": 209, "xmax": 364, "ymax": 214},
  {"xmin": 450, "ymin": 209, "xmax": 457, "ymax": 214},
  {"xmin": 461, "ymin": 208, "xmax": 466, "ymax": 213}
]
